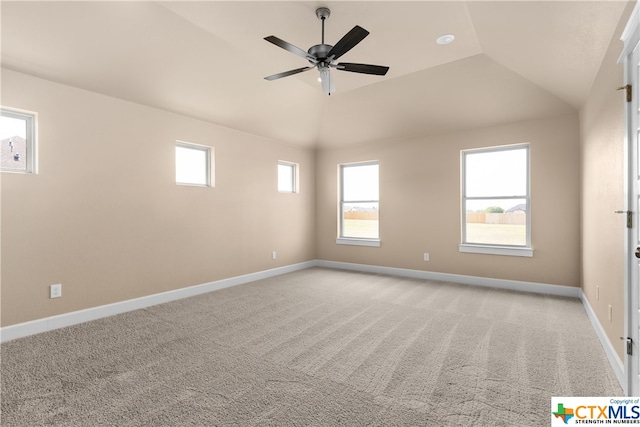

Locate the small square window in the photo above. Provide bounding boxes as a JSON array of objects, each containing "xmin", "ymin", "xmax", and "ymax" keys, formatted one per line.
[
  {"xmin": 278, "ymin": 161, "xmax": 298, "ymax": 193},
  {"xmin": 1, "ymin": 108, "xmax": 36, "ymax": 174},
  {"xmin": 175, "ymin": 141, "xmax": 212, "ymax": 187}
]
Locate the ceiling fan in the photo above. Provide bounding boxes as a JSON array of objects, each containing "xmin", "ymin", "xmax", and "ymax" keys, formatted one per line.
[{"xmin": 263, "ymin": 7, "xmax": 389, "ymax": 95}]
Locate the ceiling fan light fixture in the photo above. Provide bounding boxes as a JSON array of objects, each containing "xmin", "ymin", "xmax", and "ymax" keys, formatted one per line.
[
  {"xmin": 436, "ymin": 34, "xmax": 455, "ymax": 45},
  {"xmin": 318, "ymin": 64, "xmax": 335, "ymax": 95},
  {"xmin": 263, "ymin": 8, "xmax": 389, "ymax": 94}
]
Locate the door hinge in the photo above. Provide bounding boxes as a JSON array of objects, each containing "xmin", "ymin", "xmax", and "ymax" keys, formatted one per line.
[
  {"xmin": 617, "ymin": 84, "xmax": 632, "ymax": 102},
  {"xmin": 615, "ymin": 210, "xmax": 633, "ymax": 228},
  {"xmin": 621, "ymin": 337, "xmax": 633, "ymax": 355}
]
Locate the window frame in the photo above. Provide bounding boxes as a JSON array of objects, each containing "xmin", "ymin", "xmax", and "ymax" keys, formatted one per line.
[
  {"xmin": 460, "ymin": 143, "xmax": 532, "ymax": 257},
  {"xmin": 277, "ymin": 160, "xmax": 298, "ymax": 193},
  {"xmin": 337, "ymin": 160, "xmax": 381, "ymax": 247},
  {"xmin": 1, "ymin": 107, "xmax": 37, "ymax": 174},
  {"xmin": 175, "ymin": 140, "xmax": 213, "ymax": 187}
]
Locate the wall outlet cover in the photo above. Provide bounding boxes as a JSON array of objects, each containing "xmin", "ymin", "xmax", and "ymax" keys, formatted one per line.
[{"xmin": 50, "ymin": 284, "xmax": 62, "ymax": 299}]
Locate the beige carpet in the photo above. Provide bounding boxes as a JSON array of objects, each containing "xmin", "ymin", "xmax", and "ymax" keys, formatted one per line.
[{"xmin": 1, "ymin": 267, "xmax": 622, "ymax": 426}]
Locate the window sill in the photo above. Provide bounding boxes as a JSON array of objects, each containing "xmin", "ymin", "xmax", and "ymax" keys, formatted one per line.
[
  {"xmin": 336, "ymin": 238, "xmax": 381, "ymax": 247},
  {"xmin": 176, "ymin": 182, "xmax": 211, "ymax": 188},
  {"xmin": 459, "ymin": 244, "xmax": 533, "ymax": 257},
  {"xmin": 1, "ymin": 169, "xmax": 34, "ymax": 174}
]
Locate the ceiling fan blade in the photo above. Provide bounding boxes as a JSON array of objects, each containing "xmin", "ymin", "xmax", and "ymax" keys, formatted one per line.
[
  {"xmin": 264, "ymin": 66, "xmax": 314, "ymax": 81},
  {"xmin": 336, "ymin": 63, "xmax": 389, "ymax": 76},
  {"xmin": 327, "ymin": 25, "xmax": 369, "ymax": 61},
  {"xmin": 264, "ymin": 36, "xmax": 315, "ymax": 62}
]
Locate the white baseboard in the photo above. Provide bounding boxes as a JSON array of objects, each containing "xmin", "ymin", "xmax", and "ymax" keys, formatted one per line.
[
  {"xmin": 0, "ymin": 261, "xmax": 315, "ymax": 343},
  {"xmin": 580, "ymin": 291, "xmax": 625, "ymax": 392},
  {"xmin": 316, "ymin": 260, "xmax": 624, "ymax": 391},
  {"xmin": 1, "ymin": 258, "xmax": 625, "ymax": 394},
  {"xmin": 315, "ymin": 260, "xmax": 581, "ymax": 298},
  {"xmin": 0, "ymin": 253, "xmax": 613, "ymax": 397}
]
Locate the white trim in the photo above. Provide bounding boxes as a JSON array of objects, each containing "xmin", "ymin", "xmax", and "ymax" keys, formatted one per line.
[
  {"xmin": 1, "ymin": 259, "xmax": 623, "ymax": 390},
  {"xmin": 3, "ymin": 257, "xmax": 621, "ymax": 395},
  {"xmin": 581, "ymin": 291, "xmax": 626, "ymax": 392},
  {"xmin": 336, "ymin": 238, "xmax": 381, "ymax": 247},
  {"xmin": 1, "ymin": 260, "xmax": 578, "ymax": 343},
  {"xmin": 318, "ymin": 260, "xmax": 623, "ymax": 390},
  {"xmin": 459, "ymin": 244, "xmax": 533, "ymax": 257},
  {"xmin": 621, "ymin": 0, "xmax": 640, "ymax": 396},
  {"xmin": 1, "ymin": 258, "xmax": 624, "ymax": 395},
  {"xmin": 0, "ymin": 261, "xmax": 315, "ymax": 343},
  {"xmin": 314, "ymin": 260, "xmax": 579, "ymax": 297},
  {"xmin": 618, "ymin": 0, "xmax": 640, "ymax": 63}
]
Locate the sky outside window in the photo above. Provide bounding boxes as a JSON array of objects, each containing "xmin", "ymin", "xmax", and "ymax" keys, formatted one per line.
[
  {"xmin": 278, "ymin": 162, "xmax": 295, "ymax": 192},
  {"xmin": 0, "ymin": 116, "xmax": 27, "ymax": 140},
  {"xmin": 343, "ymin": 163, "xmax": 379, "ymax": 201},
  {"xmin": 176, "ymin": 144, "xmax": 209, "ymax": 186},
  {"xmin": 465, "ymin": 147, "xmax": 527, "ymax": 211}
]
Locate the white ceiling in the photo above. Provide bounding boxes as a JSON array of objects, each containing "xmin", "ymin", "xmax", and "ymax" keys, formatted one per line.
[{"xmin": 0, "ymin": 1, "xmax": 632, "ymax": 148}]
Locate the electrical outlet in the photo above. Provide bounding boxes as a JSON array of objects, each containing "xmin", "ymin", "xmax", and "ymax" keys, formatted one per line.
[
  {"xmin": 272, "ymin": 251, "xmax": 277, "ymax": 260},
  {"xmin": 423, "ymin": 252, "xmax": 430, "ymax": 262},
  {"xmin": 608, "ymin": 305, "xmax": 612, "ymax": 322},
  {"xmin": 596, "ymin": 286, "xmax": 600, "ymax": 300},
  {"xmin": 50, "ymin": 284, "xmax": 62, "ymax": 299}
]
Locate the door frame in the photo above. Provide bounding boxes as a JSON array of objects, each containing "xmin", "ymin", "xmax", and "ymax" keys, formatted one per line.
[{"xmin": 622, "ymin": 0, "xmax": 640, "ymax": 397}]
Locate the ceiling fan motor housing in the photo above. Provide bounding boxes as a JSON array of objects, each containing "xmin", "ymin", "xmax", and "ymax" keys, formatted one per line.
[{"xmin": 308, "ymin": 44, "xmax": 333, "ymax": 63}]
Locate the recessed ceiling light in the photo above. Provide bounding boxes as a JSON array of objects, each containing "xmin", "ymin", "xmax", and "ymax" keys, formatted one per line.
[{"xmin": 436, "ymin": 34, "xmax": 455, "ymax": 45}]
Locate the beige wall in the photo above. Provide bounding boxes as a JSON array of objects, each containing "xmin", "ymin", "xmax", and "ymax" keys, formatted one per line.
[
  {"xmin": 1, "ymin": 2, "xmax": 633, "ymax": 345},
  {"xmin": 579, "ymin": 2, "xmax": 635, "ymax": 362},
  {"xmin": 316, "ymin": 114, "xmax": 581, "ymax": 287},
  {"xmin": 0, "ymin": 69, "xmax": 316, "ymax": 327}
]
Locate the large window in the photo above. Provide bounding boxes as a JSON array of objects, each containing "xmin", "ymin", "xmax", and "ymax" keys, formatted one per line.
[
  {"xmin": 338, "ymin": 161, "xmax": 380, "ymax": 246},
  {"xmin": 1, "ymin": 108, "xmax": 36, "ymax": 174},
  {"xmin": 461, "ymin": 144, "xmax": 531, "ymax": 257},
  {"xmin": 278, "ymin": 161, "xmax": 298, "ymax": 193},
  {"xmin": 175, "ymin": 141, "xmax": 212, "ymax": 187}
]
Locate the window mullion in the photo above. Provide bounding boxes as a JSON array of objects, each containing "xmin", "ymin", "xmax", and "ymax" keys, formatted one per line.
[{"xmin": 463, "ymin": 195, "xmax": 529, "ymax": 201}]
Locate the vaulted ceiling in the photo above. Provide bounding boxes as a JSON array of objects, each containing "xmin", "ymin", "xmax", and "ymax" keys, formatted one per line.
[{"xmin": 0, "ymin": 1, "xmax": 632, "ymax": 148}]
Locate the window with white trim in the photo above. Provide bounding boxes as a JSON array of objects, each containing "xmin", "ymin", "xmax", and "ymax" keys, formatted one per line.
[
  {"xmin": 1, "ymin": 108, "xmax": 36, "ymax": 174},
  {"xmin": 337, "ymin": 161, "xmax": 380, "ymax": 246},
  {"xmin": 175, "ymin": 141, "xmax": 212, "ymax": 187},
  {"xmin": 278, "ymin": 161, "xmax": 298, "ymax": 193},
  {"xmin": 461, "ymin": 144, "xmax": 531, "ymax": 257}
]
